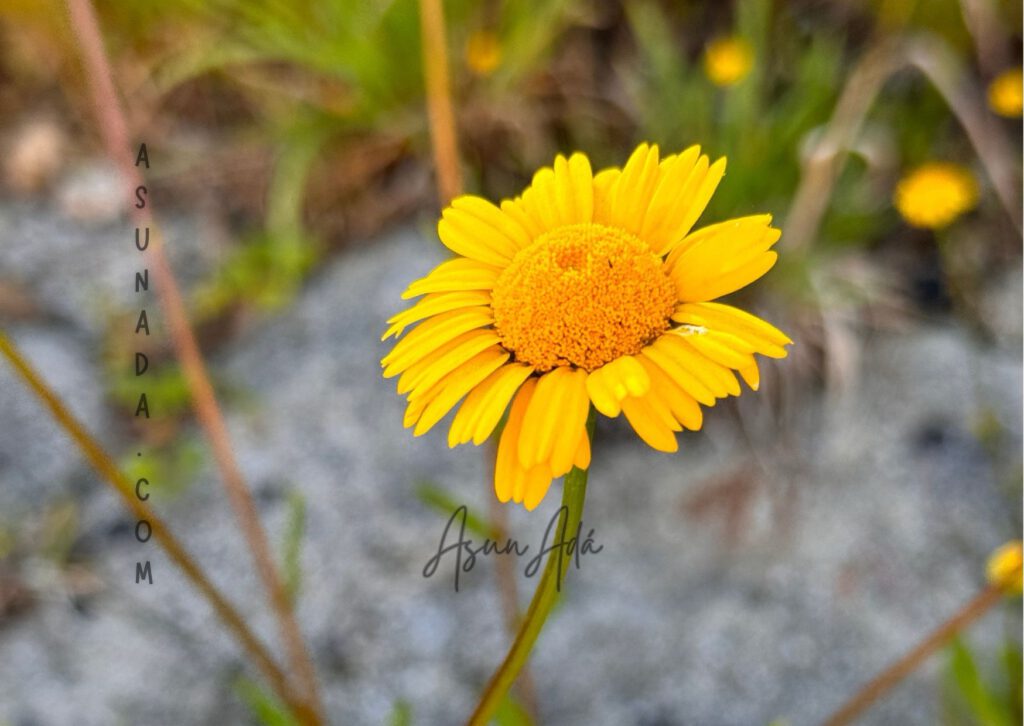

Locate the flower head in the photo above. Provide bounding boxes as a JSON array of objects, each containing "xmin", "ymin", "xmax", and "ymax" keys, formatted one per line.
[
  {"xmin": 987, "ymin": 68, "xmax": 1023, "ymax": 118},
  {"xmin": 704, "ymin": 37, "xmax": 754, "ymax": 87},
  {"xmin": 893, "ymin": 162, "xmax": 978, "ymax": 230},
  {"xmin": 466, "ymin": 30, "xmax": 502, "ymax": 77},
  {"xmin": 986, "ymin": 540, "xmax": 1023, "ymax": 595},
  {"xmin": 383, "ymin": 144, "xmax": 791, "ymax": 509}
]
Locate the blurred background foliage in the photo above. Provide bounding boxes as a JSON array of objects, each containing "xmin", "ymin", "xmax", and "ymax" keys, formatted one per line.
[
  {"xmin": 1, "ymin": 0, "xmax": 1019, "ymax": 398},
  {"xmin": 2, "ymin": 0, "xmax": 1019, "ymax": 288}
]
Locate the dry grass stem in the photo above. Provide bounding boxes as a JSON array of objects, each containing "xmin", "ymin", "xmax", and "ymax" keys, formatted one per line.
[
  {"xmin": 65, "ymin": 0, "xmax": 323, "ymax": 720},
  {"xmin": 821, "ymin": 583, "xmax": 1005, "ymax": 726},
  {"xmin": 0, "ymin": 333, "xmax": 309, "ymax": 719}
]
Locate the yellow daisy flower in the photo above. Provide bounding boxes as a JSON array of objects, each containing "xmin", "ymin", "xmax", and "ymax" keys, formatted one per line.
[
  {"xmin": 704, "ymin": 37, "xmax": 754, "ymax": 87},
  {"xmin": 987, "ymin": 68, "xmax": 1023, "ymax": 118},
  {"xmin": 466, "ymin": 30, "xmax": 502, "ymax": 77},
  {"xmin": 986, "ymin": 540, "xmax": 1023, "ymax": 595},
  {"xmin": 893, "ymin": 162, "xmax": 978, "ymax": 230},
  {"xmin": 383, "ymin": 144, "xmax": 791, "ymax": 510}
]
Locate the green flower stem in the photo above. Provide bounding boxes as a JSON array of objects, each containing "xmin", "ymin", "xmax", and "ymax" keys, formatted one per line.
[{"xmin": 468, "ymin": 410, "xmax": 596, "ymax": 726}]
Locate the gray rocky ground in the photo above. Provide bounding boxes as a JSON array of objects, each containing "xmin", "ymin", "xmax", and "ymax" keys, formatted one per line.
[{"xmin": 0, "ymin": 197, "xmax": 1020, "ymax": 725}]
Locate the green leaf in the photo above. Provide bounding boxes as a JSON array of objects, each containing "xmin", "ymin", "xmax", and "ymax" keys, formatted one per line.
[
  {"xmin": 234, "ymin": 677, "xmax": 300, "ymax": 726},
  {"xmin": 1001, "ymin": 640, "xmax": 1023, "ymax": 722},
  {"xmin": 492, "ymin": 692, "xmax": 534, "ymax": 726},
  {"xmin": 388, "ymin": 699, "xmax": 413, "ymax": 726},
  {"xmin": 120, "ymin": 436, "xmax": 204, "ymax": 500},
  {"xmin": 280, "ymin": 489, "xmax": 307, "ymax": 604},
  {"xmin": 944, "ymin": 637, "xmax": 1010, "ymax": 726},
  {"xmin": 415, "ymin": 481, "xmax": 496, "ymax": 540}
]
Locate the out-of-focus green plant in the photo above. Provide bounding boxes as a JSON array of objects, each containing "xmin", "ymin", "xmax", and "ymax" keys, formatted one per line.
[
  {"xmin": 148, "ymin": 1, "xmax": 433, "ymax": 316},
  {"xmin": 388, "ymin": 700, "xmax": 413, "ymax": 726},
  {"xmin": 108, "ymin": 361, "xmax": 194, "ymax": 419},
  {"xmin": 191, "ymin": 227, "xmax": 317, "ymax": 318},
  {"xmin": 415, "ymin": 480, "xmax": 494, "ymax": 540},
  {"xmin": 492, "ymin": 694, "xmax": 536, "ymax": 726},
  {"xmin": 39, "ymin": 500, "xmax": 79, "ymax": 564},
  {"xmin": 157, "ymin": 1, "xmax": 438, "ymax": 126},
  {"xmin": 624, "ymin": 0, "xmax": 843, "ymax": 220},
  {"xmin": 280, "ymin": 490, "xmax": 306, "ymax": 605},
  {"xmin": 480, "ymin": 0, "xmax": 582, "ymax": 90},
  {"xmin": 235, "ymin": 676, "xmax": 300, "ymax": 726},
  {"xmin": 941, "ymin": 636, "xmax": 1022, "ymax": 726},
  {"xmin": 120, "ymin": 437, "xmax": 204, "ymax": 499},
  {"xmin": 190, "ymin": 112, "xmax": 328, "ymax": 318}
]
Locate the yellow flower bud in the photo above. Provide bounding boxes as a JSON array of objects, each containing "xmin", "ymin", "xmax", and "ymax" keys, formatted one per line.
[
  {"xmin": 987, "ymin": 68, "xmax": 1023, "ymax": 118},
  {"xmin": 893, "ymin": 162, "xmax": 978, "ymax": 230},
  {"xmin": 704, "ymin": 37, "xmax": 753, "ymax": 87},
  {"xmin": 466, "ymin": 30, "xmax": 501, "ymax": 77},
  {"xmin": 986, "ymin": 540, "xmax": 1023, "ymax": 595}
]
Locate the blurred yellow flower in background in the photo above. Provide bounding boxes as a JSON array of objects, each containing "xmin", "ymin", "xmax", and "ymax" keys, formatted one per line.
[
  {"xmin": 704, "ymin": 36, "xmax": 754, "ymax": 87},
  {"xmin": 383, "ymin": 144, "xmax": 790, "ymax": 510},
  {"xmin": 987, "ymin": 68, "xmax": 1023, "ymax": 118},
  {"xmin": 986, "ymin": 540, "xmax": 1023, "ymax": 595},
  {"xmin": 893, "ymin": 163, "xmax": 978, "ymax": 229},
  {"xmin": 466, "ymin": 30, "xmax": 502, "ymax": 77}
]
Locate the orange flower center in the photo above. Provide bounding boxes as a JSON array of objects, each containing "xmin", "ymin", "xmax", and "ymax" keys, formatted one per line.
[{"xmin": 491, "ymin": 222, "xmax": 677, "ymax": 372}]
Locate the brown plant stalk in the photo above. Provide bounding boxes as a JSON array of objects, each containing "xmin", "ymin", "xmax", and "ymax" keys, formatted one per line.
[
  {"xmin": 821, "ymin": 583, "xmax": 1005, "ymax": 726},
  {"xmin": 419, "ymin": 0, "xmax": 464, "ymax": 206},
  {"xmin": 0, "ymin": 333, "xmax": 308, "ymax": 718},
  {"xmin": 64, "ymin": 0, "xmax": 323, "ymax": 721}
]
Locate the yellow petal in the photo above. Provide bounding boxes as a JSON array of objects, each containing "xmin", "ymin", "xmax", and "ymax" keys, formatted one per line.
[
  {"xmin": 621, "ymin": 396, "xmax": 678, "ymax": 452},
  {"xmin": 500, "ymin": 198, "xmax": 543, "ymax": 239},
  {"xmin": 572, "ymin": 429, "xmax": 591, "ymax": 470},
  {"xmin": 684, "ymin": 330, "xmax": 757, "ymax": 371},
  {"xmin": 642, "ymin": 339, "xmax": 717, "ymax": 405},
  {"xmin": 402, "ymin": 258, "xmax": 503, "ymax": 299},
  {"xmin": 522, "ymin": 464, "xmax": 556, "ymax": 511},
  {"xmin": 634, "ymin": 385, "xmax": 682, "ymax": 433},
  {"xmin": 592, "ymin": 168, "xmax": 620, "ymax": 225},
  {"xmin": 439, "ymin": 206, "xmax": 516, "ymax": 265},
  {"xmin": 605, "ymin": 355, "xmax": 651, "ymax": 397},
  {"xmin": 382, "ymin": 307, "xmax": 493, "ymax": 376},
  {"xmin": 552, "ymin": 152, "xmax": 595, "ymax": 225},
  {"xmin": 521, "ymin": 167, "xmax": 560, "ymax": 229},
  {"xmin": 667, "ymin": 215, "xmax": 780, "ymax": 302},
  {"xmin": 518, "ymin": 367, "xmax": 589, "ymax": 470},
  {"xmin": 585, "ymin": 355, "xmax": 649, "ymax": 417},
  {"xmin": 672, "ymin": 302, "xmax": 790, "ymax": 357},
  {"xmin": 413, "ymin": 349, "xmax": 510, "ymax": 436},
  {"xmin": 401, "ymin": 332, "xmax": 502, "ymax": 398},
  {"xmin": 639, "ymin": 146, "xmax": 702, "ymax": 252},
  {"xmin": 637, "ymin": 354, "xmax": 703, "ymax": 431},
  {"xmin": 448, "ymin": 363, "xmax": 534, "ymax": 447},
  {"xmin": 450, "ymin": 195, "xmax": 533, "ymax": 249},
  {"xmin": 610, "ymin": 143, "xmax": 662, "ymax": 234},
  {"xmin": 549, "ymin": 398, "xmax": 589, "ymax": 478},
  {"xmin": 403, "ymin": 394, "xmax": 431, "ymax": 429},
  {"xmin": 383, "ymin": 290, "xmax": 492, "ymax": 340},
  {"xmin": 585, "ymin": 366, "xmax": 622, "ymax": 417},
  {"xmin": 739, "ymin": 362, "xmax": 760, "ymax": 390},
  {"xmin": 666, "ymin": 156, "xmax": 727, "ymax": 252},
  {"xmin": 681, "ymin": 253, "xmax": 778, "ymax": 303},
  {"xmin": 661, "ymin": 332, "xmax": 740, "ymax": 397},
  {"xmin": 495, "ymin": 379, "xmax": 536, "ymax": 503}
]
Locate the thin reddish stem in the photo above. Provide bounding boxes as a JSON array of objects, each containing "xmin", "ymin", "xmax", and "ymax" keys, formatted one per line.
[
  {"xmin": 0, "ymin": 334, "xmax": 308, "ymax": 718},
  {"xmin": 419, "ymin": 0, "xmax": 464, "ymax": 206},
  {"xmin": 822, "ymin": 583, "xmax": 1005, "ymax": 726},
  {"xmin": 64, "ymin": 1, "xmax": 323, "ymax": 721}
]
